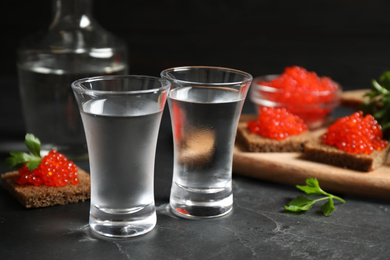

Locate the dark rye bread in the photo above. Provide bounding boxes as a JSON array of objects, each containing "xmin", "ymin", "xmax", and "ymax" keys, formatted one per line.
[
  {"xmin": 304, "ymin": 139, "xmax": 389, "ymax": 172},
  {"xmin": 340, "ymin": 89, "xmax": 370, "ymax": 109},
  {"xmin": 1, "ymin": 168, "xmax": 90, "ymax": 208},
  {"xmin": 236, "ymin": 122, "xmax": 322, "ymax": 152}
]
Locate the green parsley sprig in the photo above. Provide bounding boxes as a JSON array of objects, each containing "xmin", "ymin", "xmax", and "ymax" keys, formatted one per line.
[
  {"xmin": 4, "ymin": 133, "xmax": 42, "ymax": 171},
  {"xmin": 285, "ymin": 178, "xmax": 345, "ymax": 216},
  {"xmin": 361, "ymin": 71, "xmax": 390, "ymax": 132}
]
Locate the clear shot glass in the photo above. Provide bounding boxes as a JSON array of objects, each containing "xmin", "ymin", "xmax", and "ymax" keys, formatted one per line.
[
  {"xmin": 161, "ymin": 66, "xmax": 252, "ymax": 219},
  {"xmin": 72, "ymin": 75, "xmax": 170, "ymax": 238}
]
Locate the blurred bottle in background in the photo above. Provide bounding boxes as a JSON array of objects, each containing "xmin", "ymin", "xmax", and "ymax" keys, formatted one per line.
[{"xmin": 17, "ymin": 0, "xmax": 128, "ymax": 159}]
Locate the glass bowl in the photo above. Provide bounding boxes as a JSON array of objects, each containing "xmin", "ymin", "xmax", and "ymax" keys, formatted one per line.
[{"xmin": 249, "ymin": 74, "xmax": 342, "ymax": 129}]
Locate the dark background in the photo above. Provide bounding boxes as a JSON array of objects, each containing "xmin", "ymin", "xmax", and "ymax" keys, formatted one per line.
[
  {"xmin": 1, "ymin": 0, "xmax": 390, "ymax": 141},
  {"xmin": 3, "ymin": 0, "xmax": 390, "ymax": 82}
]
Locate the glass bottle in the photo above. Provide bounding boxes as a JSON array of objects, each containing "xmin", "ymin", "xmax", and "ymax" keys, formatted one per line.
[{"xmin": 17, "ymin": 0, "xmax": 128, "ymax": 159}]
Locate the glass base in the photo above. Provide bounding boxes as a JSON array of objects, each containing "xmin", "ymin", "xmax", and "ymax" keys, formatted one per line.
[
  {"xmin": 169, "ymin": 182, "xmax": 233, "ymax": 219},
  {"xmin": 89, "ymin": 204, "xmax": 156, "ymax": 238}
]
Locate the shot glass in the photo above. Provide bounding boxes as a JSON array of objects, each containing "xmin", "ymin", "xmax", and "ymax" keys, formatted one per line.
[
  {"xmin": 72, "ymin": 75, "xmax": 170, "ymax": 238},
  {"xmin": 161, "ymin": 66, "xmax": 252, "ymax": 219}
]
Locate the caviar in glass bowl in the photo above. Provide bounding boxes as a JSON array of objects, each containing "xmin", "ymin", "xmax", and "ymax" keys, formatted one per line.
[{"xmin": 249, "ymin": 66, "xmax": 342, "ymax": 129}]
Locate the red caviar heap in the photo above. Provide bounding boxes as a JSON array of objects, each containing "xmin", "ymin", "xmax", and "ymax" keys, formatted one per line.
[
  {"xmin": 258, "ymin": 66, "xmax": 339, "ymax": 126},
  {"xmin": 5, "ymin": 134, "xmax": 79, "ymax": 187},
  {"xmin": 16, "ymin": 150, "xmax": 79, "ymax": 186},
  {"xmin": 247, "ymin": 107, "xmax": 308, "ymax": 140},
  {"xmin": 322, "ymin": 111, "xmax": 388, "ymax": 155},
  {"xmin": 263, "ymin": 66, "xmax": 339, "ymax": 92}
]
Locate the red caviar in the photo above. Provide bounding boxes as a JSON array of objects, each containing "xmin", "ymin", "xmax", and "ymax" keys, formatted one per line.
[
  {"xmin": 257, "ymin": 66, "xmax": 340, "ymax": 127},
  {"xmin": 263, "ymin": 66, "xmax": 339, "ymax": 92},
  {"xmin": 247, "ymin": 107, "xmax": 308, "ymax": 140},
  {"xmin": 322, "ymin": 111, "xmax": 388, "ymax": 155},
  {"xmin": 15, "ymin": 150, "xmax": 79, "ymax": 186}
]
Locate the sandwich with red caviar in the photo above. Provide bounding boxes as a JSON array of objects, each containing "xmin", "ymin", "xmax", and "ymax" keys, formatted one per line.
[
  {"xmin": 2, "ymin": 134, "xmax": 90, "ymax": 208},
  {"xmin": 236, "ymin": 107, "xmax": 319, "ymax": 152},
  {"xmin": 304, "ymin": 111, "xmax": 389, "ymax": 171}
]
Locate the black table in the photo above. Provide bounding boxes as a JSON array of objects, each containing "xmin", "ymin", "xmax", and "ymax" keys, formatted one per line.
[{"xmin": 0, "ymin": 77, "xmax": 389, "ymax": 260}]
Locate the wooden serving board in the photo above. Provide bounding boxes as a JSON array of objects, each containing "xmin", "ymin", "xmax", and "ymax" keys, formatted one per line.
[{"xmin": 233, "ymin": 114, "xmax": 390, "ymax": 200}]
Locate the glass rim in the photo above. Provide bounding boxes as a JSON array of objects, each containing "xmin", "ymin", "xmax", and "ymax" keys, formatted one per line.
[
  {"xmin": 71, "ymin": 75, "xmax": 171, "ymax": 94},
  {"xmin": 160, "ymin": 66, "xmax": 253, "ymax": 86}
]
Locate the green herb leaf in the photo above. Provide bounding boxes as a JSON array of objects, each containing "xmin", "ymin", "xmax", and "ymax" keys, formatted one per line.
[
  {"xmin": 321, "ymin": 198, "xmax": 335, "ymax": 217},
  {"xmin": 372, "ymin": 80, "xmax": 389, "ymax": 95},
  {"xmin": 4, "ymin": 151, "xmax": 33, "ymax": 169},
  {"xmin": 285, "ymin": 196, "xmax": 314, "ymax": 212},
  {"xmin": 361, "ymin": 71, "xmax": 390, "ymax": 132},
  {"xmin": 285, "ymin": 178, "xmax": 345, "ymax": 216},
  {"xmin": 296, "ymin": 178, "xmax": 326, "ymax": 196},
  {"xmin": 25, "ymin": 133, "xmax": 41, "ymax": 158},
  {"xmin": 4, "ymin": 134, "xmax": 42, "ymax": 171},
  {"xmin": 379, "ymin": 71, "xmax": 390, "ymax": 90},
  {"xmin": 25, "ymin": 161, "xmax": 41, "ymax": 171}
]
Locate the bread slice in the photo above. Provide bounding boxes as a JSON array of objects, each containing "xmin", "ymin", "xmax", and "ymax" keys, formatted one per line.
[
  {"xmin": 236, "ymin": 122, "xmax": 322, "ymax": 152},
  {"xmin": 304, "ymin": 139, "xmax": 389, "ymax": 172},
  {"xmin": 339, "ymin": 89, "xmax": 383, "ymax": 110},
  {"xmin": 1, "ymin": 168, "xmax": 90, "ymax": 208}
]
